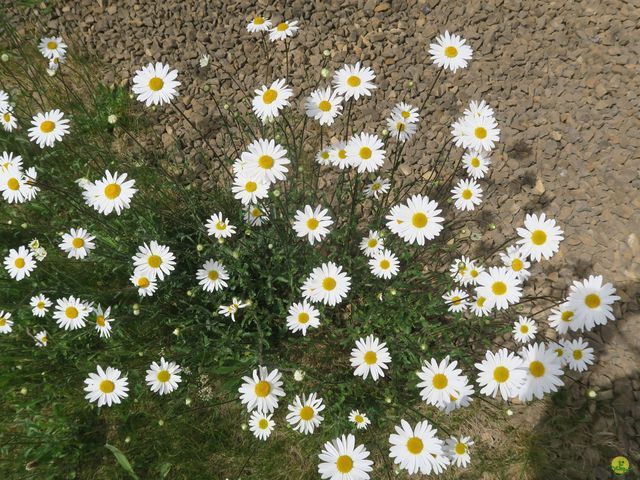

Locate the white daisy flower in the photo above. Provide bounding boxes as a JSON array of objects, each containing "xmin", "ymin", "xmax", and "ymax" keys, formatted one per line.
[
  {"xmin": 218, "ymin": 297, "xmax": 248, "ymax": 322},
  {"xmin": 461, "ymin": 261, "xmax": 484, "ymax": 286},
  {"xmin": 475, "ymin": 348, "xmax": 527, "ymax": 401},
  {"xmin": 438, "ymin": 378, "xmax": 475, "ymax": 413},
  {"xmin": 442, "ymin": 288, "xmax": 469, "ymax": 313},
  {"xmin": 346, "ymin": 132, "xmax": 386, "ymax": 173},
  {"xmin": 518, "ymin": 342, "xmax": 564, "ymax": 402},
  {"xmin": 238, "ymin": 366, "xmax": 285, "ymax": 413},
  {"xmin": 84, "ymin": 366, "xmax": 129, "ymax": 407},
  {"xmin": 451, "ymin": 114, "xmax": 500, "ymax": 152},
  {"xmin": 389, "ymin": 419, "xmax": 450, "ymax": 475},
  {"xmin": 35, "ymin": 330, "xmax": 48, "ymax": 347},
  {"xmin": 286, "ymin": 392, "xmax": 325, "ymax": 434},
  {"xmin": 451, "ymin": 178, "xmax": 483, "ymax": 211},
  {"xmin": 4, "ymin": 246, "xmax": 36, "ymax": 281},
  {"xmin": 462, "ymin": 150, "xmax": 491, "ymax": 179},
  {"xmin": 247, "ymin": 16, "xmax": 272, "ymax": 33},
  {"xmin": 516, "ymin": 213, "xmax": 564, "ymax": 262},
  {"xmin": 1, "ymin": 109, "xmax": 17, "ymax": 132},
  {"xmin": 348, "ymin": 410, "xmax": 371, "ymax": 430},
  {"xmin": 444, "ymin": 436, "xmax": 473, "ymax": 468},
  {"xmin": 350, "ymin": 335, "xmax": 392, "ymax": 381},
  {"xmin": 386, "ymin": 194, "xmax": 444, "ymax": 246},
  {"xmin": 268, "ymin": 20, "xmax": 299, "ymax": 42},
  {"xmin": 245, "ymin": 204, "xmax": 269, "ymax": 226},
  {"xmin": 386, "ymin": 115, "xmax": 418, "ymax": 143},
  {"xmin": 132, "ymin": 241, "xmax": 176, "ymax": 281},
  {"xmin": 333, "ymin": 62, "xmax": 376, "ymax": 101},
  {"xmin": 513, "ymin": 316, "xmax": 537, "ymax": 343},
  {"xmin": 28, "ymin": 109, "xmax": 70, "ymax": 148},
  {"xmin": 0, "ymin": 311, "xmax": 13, "ymax": 334},
  {"xmin": 130, "ymin": 272, "xmax": 157, "ymax": 297},
  {"xmin": 94, "ymin": 305, "xmax": 113, "ymax": 338},
  {"xmin": 38, "ymin": 36, "xmax": 67, "ymax": 59},
  {"xmin": 499, "ymin": 245, "xmax": 531, "ymax": 282},
  {"xmin": 146, "ymin": 357, "xmax": 182, "ymax": 395},
  {"xmin": 547, "ymin": 341, "xmax": 568, "ymax": 366},
  {"xmin": 132, "ymin": 62, "xmax": 180, "ymax": 106},
  {"xmin": 469, "ymin": 295, "xmax": 491, "ymax": 316},
  {"xmin": 301, "ymin": 262, "xmax": 351, "ymax": 306},
  {"xmin": 328, "ymin": 141, "xmax": 351, "ymax": 169},
  {"xmin": 242, "ymin": 138, "xmax": 290, "ymax": 185},
  {"xmin": 0, "ymin": 151, "xmax": 22, "ymax": 173},
  {"xmin": 566, "ymin": 275, "xmax": 619, "ymax": 330},
  {"xmin": 23, "ymin": 167, "xmax": 39, "ymax": 202},
  {"xmin": 0, "ymin": 90, "xmax": 9, "ymax": 113},
  {"xmin": 429, "ymin": 31, "xmax": 473, "ymax": 72},
  {"xmin": 30, "ymin": 294, "xmax": 52, "ymax": 317},
  {"xmin": 391, "ymin": 102, "xmax": 420, "ymax": 123},
  {"xmin": 196, "ymin": 259, "xmax": 229, "ymax": 292},
  {"xmin": 464, "ymin": 99, "xmax": 495, "ymax": 119},
  {"xmin": 318, "ymin": 434, "xmax": 373, "ymax": 480},
  {"xmin": 232, "ymin": 171, "xmax": 269, "ymax": 205},
  {"xmin": 547, "ymin": 302, "xmax": 580, "ymax": 334},
  {"xmin": 0, "ymin": 165, "xmax": 29, "ymax": 204},
  {"xmin": 564, "ymin": 337, "xmax": 595, "ymax": 372},
  {"xmin": 417, "ymin": 356, "xmax": 467, "ymax": 408},
  {"xmin": 449, "ymin": 256, "xmax": 471, "ymax": 284},
  {"xmin": 475, "ymin": 266, "xmax": 522, "ymax": 311},
  {"xmin": 286, "ymin": 300, "xmax": 320, "ymax": 336},
  {"xmin": 293, "ymin": 204, "xmax": 333, "ymax": 245},
  {"xmin": 206, "ymin": 212, "xmax": 237, "ymax": 239},
  {"xmin": 59, "ymin": 228, "xmax": 95, "ymax": 260},
  {"xmin": 359, "ymin": 230, "xmax": 384, "ymax": 257},
  {"xmin": 315, "ymin": 147, "xmax": 332, "ymax": 166},
  {"xmin": 249, "ymin": 411, "xmax": 275, "ymax": 440},
  {"xmin": 305, "ymin": 87, "xmax": 343, "ymax": 126},
  {"xmin": 54, "ymin": 296, "xmax": 92, "ymax": 330},
  {"xmin": 369, "ymin": 249, "xmax": 399, "ymax": 279},
  {"xmin": 82, "ymin": 170, "xmax": 137, "ymax": 216},
  {"xmin": 364, "ymin": 176, "xmax": 390, "ymax": 199},
  {"xmin": 252, "ymin": 78, "xmax": 293, "ymax": 123}
]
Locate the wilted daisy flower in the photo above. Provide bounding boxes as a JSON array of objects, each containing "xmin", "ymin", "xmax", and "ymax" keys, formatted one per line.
[
  {"xmin": 429, "ymin": 31, "xmax": 473, "ymax": 73},
  {"xmin": 566, "ymin": 275, "xmax": 619, "ymax": 330},
  {"xmin": 242, "ymin": 138, "xmax": 290, "ymax": 185},
  {"xmin": 84, "ymin": 365, "xmax": 129, "ymax": 407},
  {"xmin": 392, "ymin": 102, "xmax": 420, "ymax": 123},
  {"xmin": 451, "ymin": 178, "xmax": 483, "ymax": 211},
  {"xmin": 206, "ymin": 212, "xmax": 237, "ymax": 239},
  {"xmin": 4, "ymin": 246, "xmax": 36, "ymax": 281},
  {"xmin": 564, "ymin": 337, "xmax": 595, "ymax": 372},
  {"xmin": 469, "ymin": 295, "xmax": 491, "ymax": 316},
  {"xmin": 268, "ymin": 19, "xmax": 299, "ymax": 42},
  {"xmin": 305, "ymin": 87, "xmax": 343, "ymax": 126},
  {"xmin": 38, "ymin": 36, "xmax": 67, "ymax": 59},
  {"xmin": 0, "ymin": 90, "xmax": 8, "ymax": 113},
  {"xmin": 386, "ymin": 194, "xmax": 444, "ymax": 245},
  {"xmin": 386, "ymin": 115, "xmax": 418, "ymax": 143},
  {"xmin": 94, "ymin": 305, "xmax": 113, "ymax": 338},
  {"xmin": 464, "ymin": 99, "xmax": 495, "ymax": 119},
  {"xmin": 146, "ymin": 357, "xmax": 182, "ymax": 395},
  {"xmin": 475, "ymin": 348, "xmax": 527, "ymax": 401},
  {"xmin": 500, "ymin": 245, "xmax": 531, "ymax": 282},
  {"xmin": 360, "ymin": 230, "xmax": 384, "ymax": 257},
  {"xmin": 346, "ymin": 132, "xmax": 386, "ymax": 173},
  {"xmin": 30, "ymin": 294, "xmax": 51, "ymax": 317},
  {"xmin": 1, "ymin": 109, "xmax": 17, "ymax": 132},
  {"xmin": 318, "ymin": 434, "xmax": 373, "ymax": 480},
  {"xmin": 389, "ymin": 419, "xmax": 450, "ymax": 475},
  {"xmin": 333, "ymin": 62, "xmax": 376, "ymax": 101},
  {"xmin": 54, "ymin": 296, "xmax": 92, "ymax": 330},
  {"xmin": 130, "ymin": 272, "xmax": 157, "ymax": 297},
  {"xmin": 442, "ymin": 289, "xmax": 469, "ymax": 313},
  {"xmin": 286, "ymin": 392, "xmax": 325, "ymax": 434},
  {"xmin": 513, "ymin": 316, "xmax": 537, "ymax": 343},
  {"xmin": 286, "ymin": 299, "xmax": 320, "ymax": 336},
  {"xmin": 369, "ymin": 248, "xmax": 399, "ymax": 279},
  {"xmin": 350, "ymin": 335, "xmax": 391, "ymax": 381},
  {"xmin": 23, "ymin": 167, "xmax": 39, "ymax": 201},
  {"xmin": 218, "ymin": 297, "xmax": 248, "ymax": 322},
  {"xmin": 132, "ymin": 241, "xmax": 176, "ymax": 281},
  {"xmin": 293, "ymin": 204, "xmax": 334, "ymax": 245},
  {"xmin": 59, "ymin": 228, "xmax": 95, "ymax": 260},
  {"xmin": 232, "ymin": 171, "xmax": 269, "ymax": 205},
  {"xmin": 516, "ymin": 213, "xmax": 564, "ymax": 262},
  {"xmin": 247, "ymin": 16, "xmax": 272, "ymax": 33},
  {"xmin": 0, "ymin": 311, "xmax": 13, "ymax": 334},
  {"xmin": 47, "ymin": 54, "xmax": 64, "ymax": 75},
  {"xmin": 462, "ymin": 150, "xmax": 491, "ymax": 179},
  {"xmin": 417, "ymin": 356, "xmax": 467, "ymax": 408},
  {"xmin": 132, "ymin": 62, "xmax": 180, "ymax": 106},
  {"xmin": 238, "ymin": 366, "xmax": 285, "ymax": 413},
  {"xmin": 475, "ymin": 266, "xmax": 522, "ymax": 311},
  {"xmin": 83, "ymin": 170, "xmax": 137, "ymax": 215},
  {"xmin": 518, "ymin": 342, "xmax": 564, "ymax": 402},
  {"xmin": 547, "ymin": 302, "xmax": 579, "ymax": 334},
  {"xmin": 0, "ymin": 166, "xmax": 29, "ymax": 203},
  {"xmin": 252, "ymin": 78, "xmax": 293, "ymax": 122},
  {"xmin": 349, "ymin": 410, "xmax": 371, "ymax": 430},
  {"xmin": 364, "ymin": 176, "xmax": 390, "ymax": 199},
  {"xmin": 328, "ymin": 141, "xmax": 351, "ymax": 169},
  {"xmin": 245, "ymin": 204, "xmax": 269, "ymax": 226},
  {"xmin": 249, "ymin": 411, "xmax": 275, "ymax": 440},
  {"xmin": 35, "ymin": 330, "xmax": 48, "ymax": 347},
  {"xmin": 28, "ymin": 109, "xmax": 70, "ymax": 148},
  {"xmin": 315, "ymin": 148, "xmax": 332, "ymax": 166},
  {"xmin": 452, "ymin": 114, "xmax": 500, "ymax": 152},
  {"xmin": 444, "ymin": 436, "xmax": 473, "ymax": 468},
  {"xmin": 301, "ymin": 262, "xmax": 351, "ymax": 306},
  {"xmin": 196, "ymin": 259, "xmax": 229, "ymax": 292}
]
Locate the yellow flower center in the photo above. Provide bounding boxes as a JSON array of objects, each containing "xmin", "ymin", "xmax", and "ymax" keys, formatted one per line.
[
  {"xmin": 297, "ymin": 312, "xmax": 309, "ymax": 324},
  {"xmin": 401, "ymin": 110, "xmax": 410, "ymax": 119},
  {"xmin": 148, "ymin": 77, "xmax": 164, "ymax": 92},
  {"xmin": 322, "ymin": 277, "xmax": 336, "ymax": 291},
  {"xmin": 338, "ymin": 149, "xmax": 347, "ymax": 160},
  {"xmin": 37, "ymin": 301, "xmax": 45, "ymax": 309},
  {"xmin": 276, "ymin": 22, "xmax": 288, "ymax": 32},
  {"xmin": 572, "ymin": 350, "xmax": 583, "ymax": 360},
  {"xmin": 511, "ymin": 258, "xmax": 523, "ymax": 271},
  {"xmin": 47, "ymin": 41, "xmax": 57, "ymax": 50},
  {"xmin": 306, "ymin": 218, "xmax": 319, "ymax": 230},
  {"xmin": 299, "ymin": 406, "xmax": 314, "ymax": 421},
  {"xmin": 531, "ymin": 229, "xmax": 547, "ymax": 245},
  {"xmin": 359, "ymin": 147, "xmax": 372, "ymax": 160},
  {"xmin": 585, "ymin": 294, "xmax": 600, "ymax": 309},
  {"xmin": 347, "ymin": 75, "xmax": 361, "ymax": 87},
  {"xmin": 157, "ymin": 370, "xmax": 171, "ymax": 382},
  {"xmin": 444, "ymin": 45, "xmax": 458, "ymax": 58},
  {"xmin": 245, "ymin": 181, "xmax": 257, "ymax": 192},
  {"xmin": 40, "ymin": 336, "xmax": 47, "ymax": 344},
  {"xmin": 2, "ymin": 113, "xmax": 9, "ymax": 122},
  {"xmin": 104, "ymin": 183, "xmax": 121, "ymax": 200},
  {"xmin": 96, "ymin": 315, "xmax": 105, "ymax": 327},
  {"xmin": 99, "ymin": 380, "xmax": 115, "ymax": 393},
  {"xmin": 72, "ymin": 237, "xmax": 84, "ymax": 248},
  {"xmin": 455, "ymin": 443, "xmax": 467, "ymax": 455},
  {"xmin": 216, "ymin": 221, "xmax": 226, "ymax": 230},
  {"xmin": 406, "ymin": 437, "xmax": 424, "ymax": 455},
  {"xmin": 137, "ymin": 277, "xmax": 150, "ymax": 288},
  {"xmin": 493, "ymin": 366, "xmax": 509, "ymax": 383},
  {"xmin": 461, "ymin": 189, "xmax": 473, "ymax": 200},
  {"xmin": 380, "ymin": 259, "xmax": 391, "ymax": 270},
  {"xmin": 258, "ymin": 155, "xmax": 274, "ymax": 169},
  {"xmin": 208, "ymin": 270, "xmax": 219, "ymax": 280},
  {"xmin": 354, "ymin": 415, "xmax": 364, "ymax": 423},
  {"xmin": 14, "ymin": 257, "xmax": 25, "ymax": 268},
  {"xmin": 336, "ymin": 455, "xmax": 353, "ymax": 473},
  {"xmin": 476, "ymin": 296, "xmax": 486, "ymax": 307},
  {"xmin": 262, "ymin": 88, "xmax": 278, "ymax": 104},
  {"xmin": 432, "ymin": 373, "xmax": 448, "ymax": 389},
  {"xmin": 554, "ymin": 348, "xmax": 563, "ymax": 357},
  {"xmin": 321, "ymin": 151, "xmax": 329, "ymax": 159},
  {"xmin": 367, "ymin": 238, "xmax": 378, "ymax": 248},
  {"xmin": 474, "ymin": 127, "xmax": 487, "ymax": 139},
  {"xmin": 65, "ymin": 307, "xmax": 79, "ymax": 319},
  {"xmin": 470, "ymin": 269, "xmax": 478, "ymax": 277},
  {"xmin": 396, "ymin": 122, "xmax": 405, "ymax": 131},
  {"xmin": 491, "ymin": 281, "xmax": 507, "ymax": 295},
  {"xmin": 412, "ymin": 212, "xmax": 428, "ymax": 228},
  {"xmin": 318, "ymin": 100, "xmax": 332, "ymax": 112},
  {"xmin": 470, "ymin": 157, "xmax": 480, "ymax": 167},
  {"xmin": 258, "ymin": 418, "xmax": 269, "ymax": 429},
  {"xmin": 251, "ymin": 208, "xmax": 262, "ymax": 217},
  {"xmin": 371, "ymin": 182, "xmax": 381, "ymax": 191},
  {"xmin": 254, "ymin": 380, "xmax": 270, "ymax": 397},
  {"xmin": 7, "ymin": 178, "xmax": 19, "ymax": 191},
  {"xmin": 148, "ymin": 255, "xmax": 162, "ymax": 268},
  {"xmin": 364, "ymin": 351, "xmax": 377, "ymax": 365},
  {"xmin": 529, "ymin": 360, "xmax": 545, "ymax": 378},
  {"xmin": 561, "ymin": 310, "xmax": 574, "ymax": 322},
  {"xmin": 253, "ymin": 16, "xmax": 265, "ymax": 25},
  {"xmin": 451, "ymin": 296, "xmax": 461, "ymax": 305},
  {"xmin": 0, "ymin": 319, "xmax": 5, "ymax": 326},
  {"xmin": 520, "ymin": 325, "xmax": 529, "ymax": 333}
]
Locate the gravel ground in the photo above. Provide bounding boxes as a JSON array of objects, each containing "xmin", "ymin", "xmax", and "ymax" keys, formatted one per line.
[{"xmin": 8, "ymin": 0, "xmax": 640, "ymax": 476}]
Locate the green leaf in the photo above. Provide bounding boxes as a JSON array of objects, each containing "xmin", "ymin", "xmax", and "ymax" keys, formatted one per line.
[
  {"xmin": 105, "ymin": 444, "xmax": 139, "ymax": 480},
  {"xmin": 159, "ymin": 462, "xmax": 172, "ymax": 478}
]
